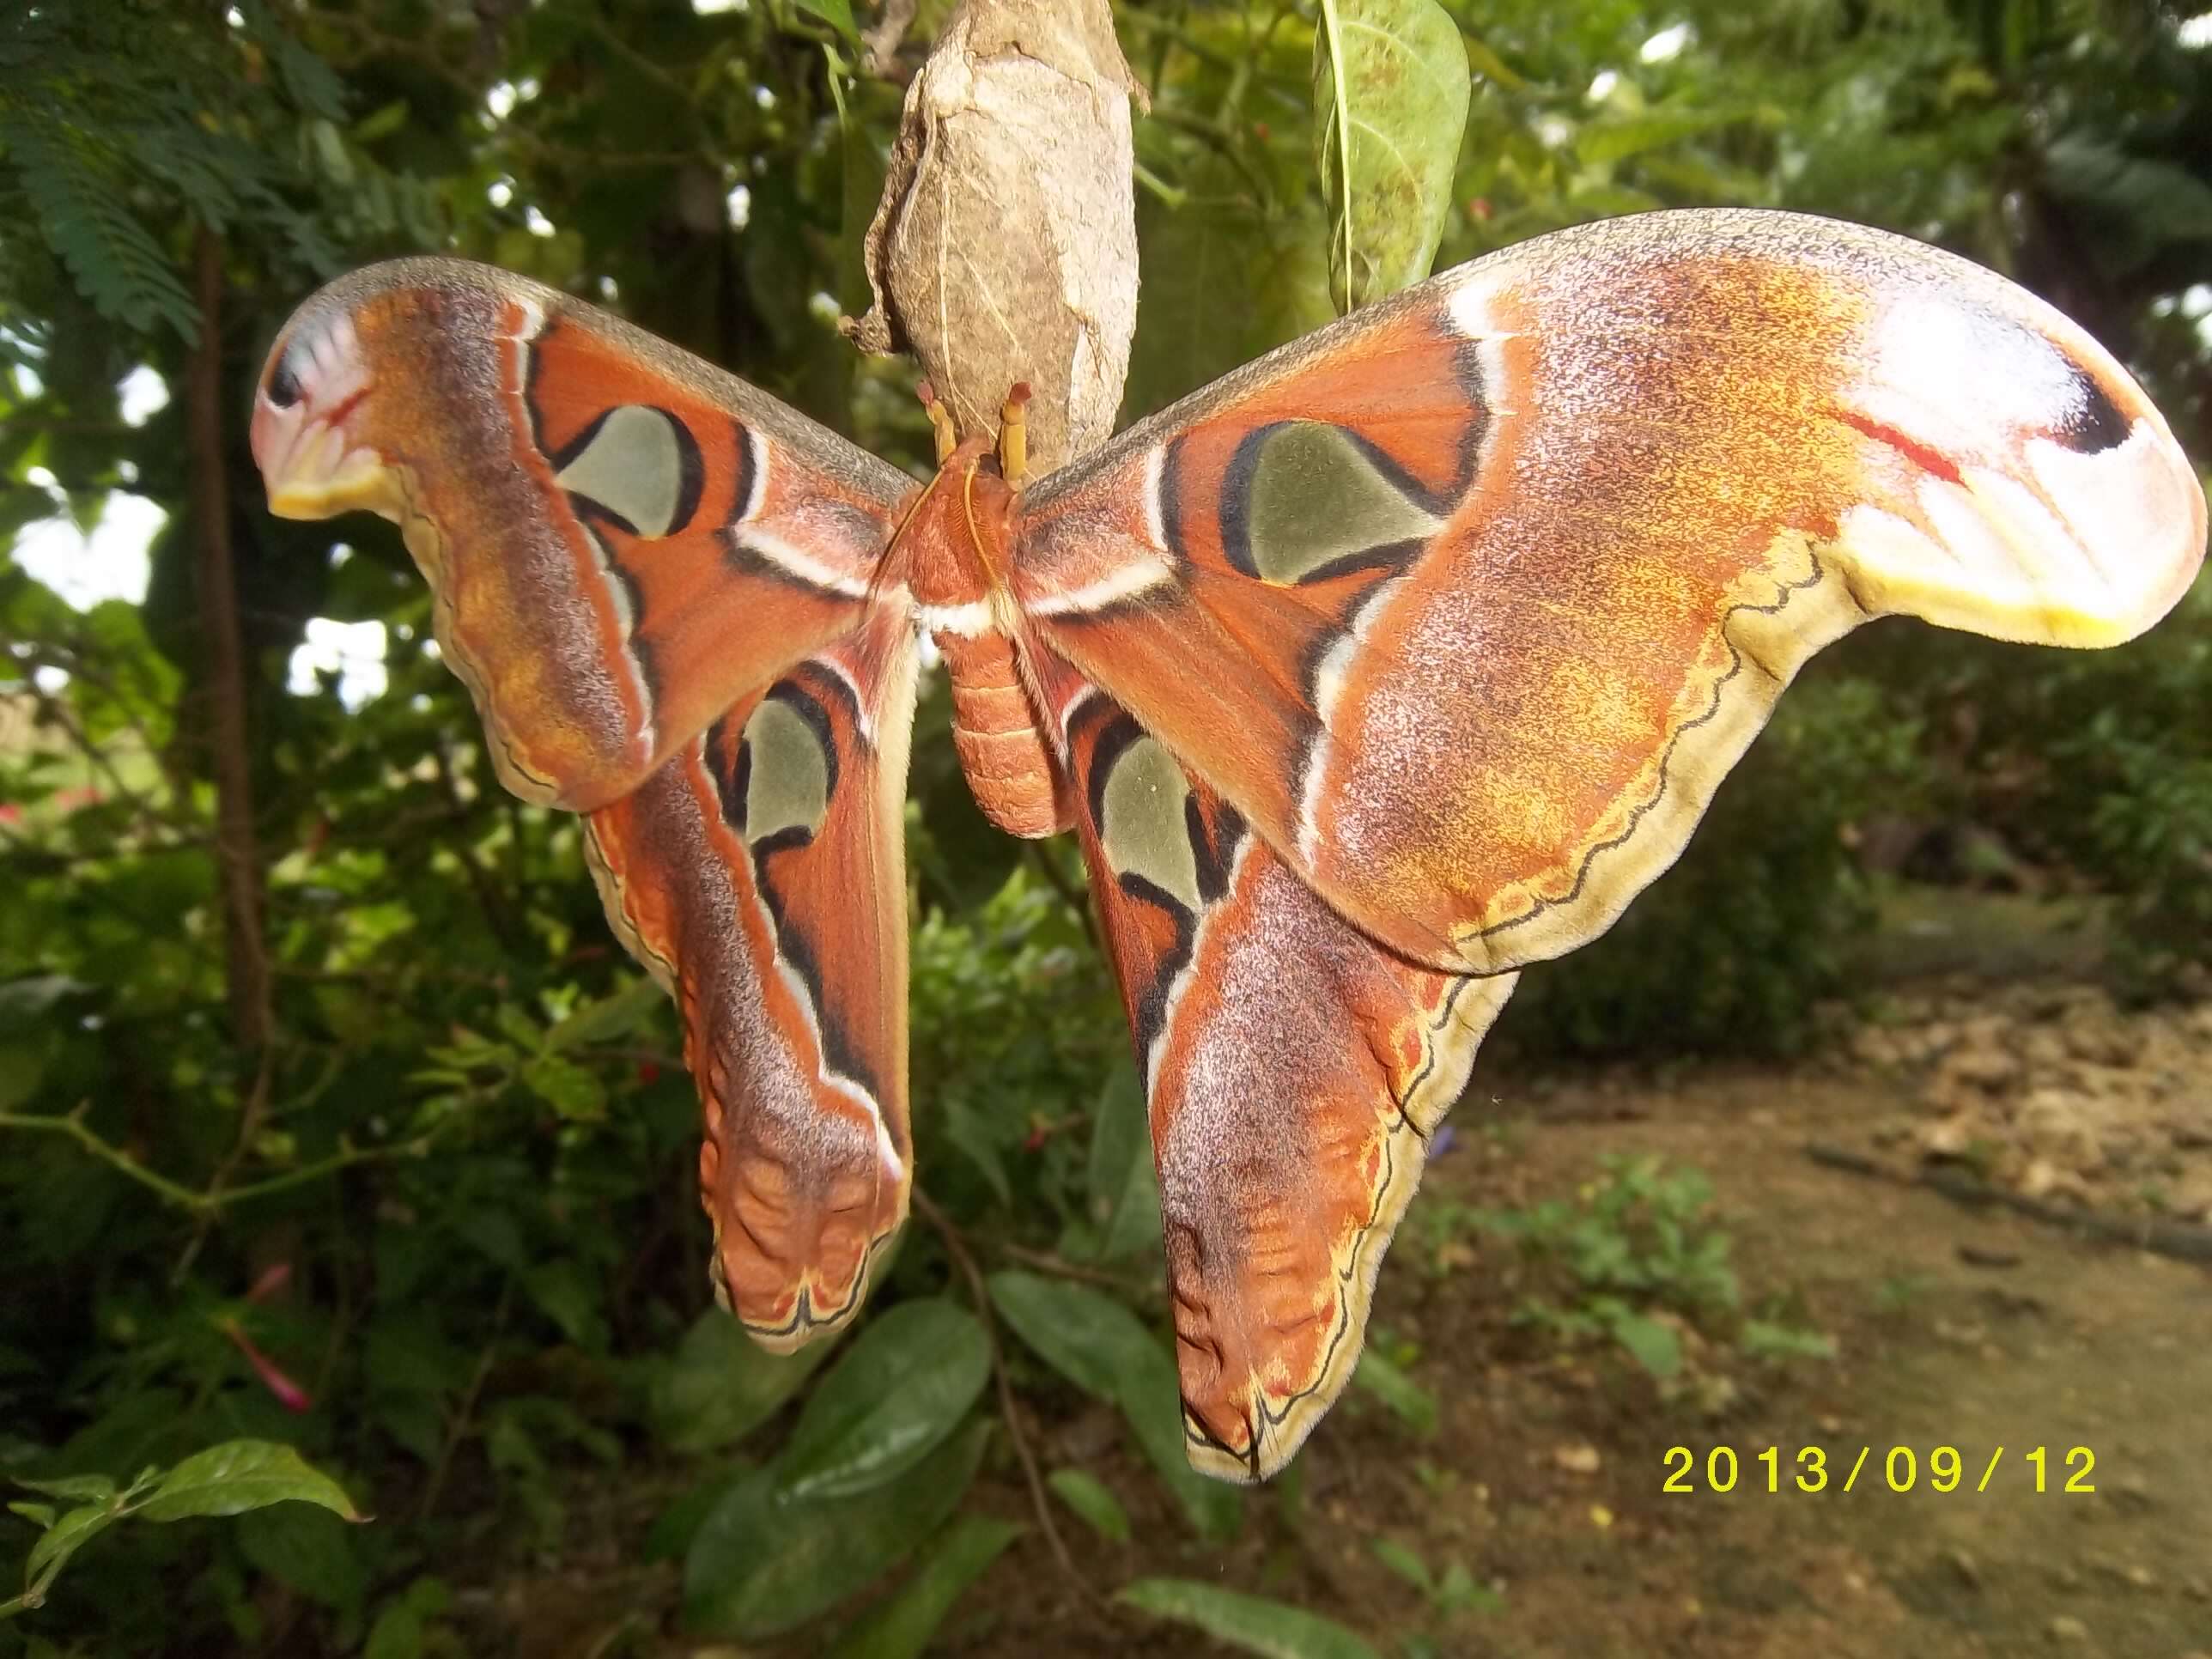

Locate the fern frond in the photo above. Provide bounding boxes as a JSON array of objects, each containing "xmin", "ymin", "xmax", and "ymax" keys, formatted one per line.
[{"xmin": 0, "ymin": 113, "xmax": 198, "ymax": 343}]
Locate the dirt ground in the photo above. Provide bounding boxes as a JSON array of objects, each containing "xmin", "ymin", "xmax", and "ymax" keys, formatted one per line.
[
  {"xmin": 495, "ymin": 902, "xmax": 2212, "ymax": 1659},
  {"xmin": 934, "ymin": 1061, "xmax": 2210, "ymax": 1659}
]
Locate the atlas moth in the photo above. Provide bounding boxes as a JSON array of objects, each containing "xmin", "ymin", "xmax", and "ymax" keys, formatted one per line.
[{"xmin": 253, "ymin": 209, "xmax": 2206, "ymax": 1481}]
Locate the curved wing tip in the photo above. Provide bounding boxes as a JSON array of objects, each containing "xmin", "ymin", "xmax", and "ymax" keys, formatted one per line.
[{"xmin": 1182, "ymin": 1404, "xmax": 1325, "ymax": 1486}]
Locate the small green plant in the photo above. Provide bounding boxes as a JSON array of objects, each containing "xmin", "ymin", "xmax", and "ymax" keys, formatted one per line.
[
  {"xmin": 1370, "ymin": 1534, "xmax": 1504, "ymax": 1659},
  {"xmin": 1476, "ymin": 1157, "xmax": 1832, "ymax": 1381}
]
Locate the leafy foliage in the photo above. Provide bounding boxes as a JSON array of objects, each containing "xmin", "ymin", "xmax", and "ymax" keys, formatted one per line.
[
  {"xmin": 0, "ymin": 0, "xmax": 2204, "ymax": 1653},
  {"xmin": 1468, "ymin": 1156, "xmax": 1835, "ymax": 1383}
]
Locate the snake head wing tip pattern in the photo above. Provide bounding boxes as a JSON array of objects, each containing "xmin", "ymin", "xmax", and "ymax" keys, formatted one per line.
[{"xmin": 253, "ymin": 208, "xmax": 2203, "ymax": 1485}]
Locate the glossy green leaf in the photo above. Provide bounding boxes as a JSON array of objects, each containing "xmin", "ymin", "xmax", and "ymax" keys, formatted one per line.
[
  {"xmin": 649, "ymin": 1310, "xmax": 830, "ymax": 1455},
  {"xmin": 1109, "ymin": 1339, "xmax": 1244, "ymax": 1539},
  {"xmin": 684, "ymin": 1418, "xmax": 988, "ymax": 1639},
  {"xmin": 136, "ymin": 1440, "xmax": 361, "ymax": 1523},
  {"xmin": 643, "ymin": 1467, "xmax": 750, "ymax": 1564},
  {"xmin": 1119, "ymin": 1578, "xmax": 1382, "ymax": 1659},
  {"xmin": 776, "ymin": 1298, "xmax": 990, "ymax": 1501},
  {"xmin": 988, "ymin": 1273, "xmax": 1239, "ymax": 1538},
  {"xmin": 824, "ymin": 1515, "xmax": 1022, "ymax": 1659},
  {"xmin": 1313, "ymin": 0, "xmax": 1471, "ymax": 311},
  {"xmin": 1046, "ymin": 1468, "xmax": 1129, "ymax": 1544},
  {"xmin": 986, "ymin": 1272, "xmax": 1130, "ymax": 1401}
]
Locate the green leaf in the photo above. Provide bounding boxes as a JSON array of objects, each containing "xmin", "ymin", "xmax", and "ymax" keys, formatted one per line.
[
  {"xmin": 643, "ymin": 1467, "xmax": 750, "ymax": 1564},
  {"xmin": 544, "ymin": 976, "xmax": 666, "ymax": 1051},
  {"xmin": 776, "ymin": 1299, "xmax": 990, "ymax": 1501},
  {"xmin": 2043, "ymin": 134, "xmax": 2212, "ymax": 276},
  {"xmin": 364, "ymin": 1577, "xmax": 452, "ymax": 1659},
  {"xmin": 135, "ymin": 1440, "xmax": 362, "ymax": 1523},
  {"xmin": 24, "ymin": 1500, "xmax": 118, "ymax": 1585},
  {"xmin": 824, "ymin": 1515, "xmax": 1021, "ymax": 1659},
  {"xmin": 13, "ymin": 1474, "xmax": 116, "ymax": 1504},
  {"xmin": 987, "ymin": 1272, "xmax": 1129, "ymax": 1401},
  {"xmin": 1046, "ymin": 1468, "xmax": 1129, "ymax": 1544},
  {"xmin": 1575, "ymin": 106, "xmax": 1774, "ymax": 167},
  {"xmin": 684, "ymin": 1419, "xmax": 989, "ymax": 1639},
  {"xmin": 1368, "ymin": 1536, "xmax": 1431, "ymax": 1593},
  {"xmin": 1351, "ymin": 1349, "xmax": 1437, "ymax": 1437},
  {"xmin": 523, "ymin": 1261, "xmax": 609, "ymax": 1349},
  {"xmin": 649, "ymin": 1312, "xmax": 830, "ymax": 1455},
  {"xmin": 7, "ymin": 1502, "xmax": 56, "ymax": 1530},
  {"xmin": 1312, "ymin": 0, "xmax": 1471, "ymax": 312},
  {"xmin": 792, "ymin": 0, "xmax": 859, "ymax": 43},
  {"xmin": 494, "ymin": 1004, "xmax": 544, "ymax": 1052},
  {"xmin": 988, "ymin": 1273, "xmax": 1240, "ymax": 1539},
  {"xmin": 0, "ymin": 113, "xmax": 198, "ymax": 341},
  {"xmin": 1119, "ymin": 1578, "xmax": 1382, "ymax": 1659},
  {"xmin": 235, "ymin": 1503, "xmax": 368, "ymax": 1612},
  {"xmin": 1607, "ymin": 1312, "xmax": 1681, "ymax": 1379},
  {"xmin": 520, "ymin": 1054, "xmax": 607, "ymax": 1121},
  {"xmin": 1080, "ymin": 1061, "xmax": 1160, "ymax": 1264},
  {"xmin": 1125, "ymin": 161, "xmax": 1335, "ymax": 417}
]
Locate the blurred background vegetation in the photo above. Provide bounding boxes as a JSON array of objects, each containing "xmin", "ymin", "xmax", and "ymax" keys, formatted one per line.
[{"xmin": 0, "ymin": 0, "xmax": 2206, "ymax": 1654}]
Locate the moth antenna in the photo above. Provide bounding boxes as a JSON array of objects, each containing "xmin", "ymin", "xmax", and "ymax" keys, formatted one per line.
[
  {"xmin": 917, "ymin": 380, "xmax": 959, "ymax": 466},
  {"xmin": 999, "ymin": 382, "xmax": 1031, "ymax": 490}
]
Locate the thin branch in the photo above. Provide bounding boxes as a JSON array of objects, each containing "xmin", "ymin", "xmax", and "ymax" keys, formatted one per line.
[
  {"xmin": 997, "ymin": 1242, "xmax": 1158, "ymax": 1298},
  {"xmin": 912, "ymin": 1188, "xmax": 1103, "ymax": 1612},
  {"xmin": 416, "ymin": 1277, "xmax": 516, "ymax": 1521},
  {"xmin": 188, "ymin": 228, "xmax": 273, "ymax": 1054},
  {"xmin": 860, "ymin": 0, "xmax": 920, "ymax": 75},
  {"xmin": 0, "ymin": 1108, "xmax": 434, "ymax": 1215}
]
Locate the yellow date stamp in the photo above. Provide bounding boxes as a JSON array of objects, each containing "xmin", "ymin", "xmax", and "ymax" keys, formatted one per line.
[{"xmin": 1662, "ymin": 1444, "xmax": 2098, "ymax": 1495}]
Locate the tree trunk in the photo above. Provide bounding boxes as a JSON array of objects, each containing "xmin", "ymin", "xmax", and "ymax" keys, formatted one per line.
[{"xmin": 188, "ymin": 228, "xmax": 271, "ymax": 1054}]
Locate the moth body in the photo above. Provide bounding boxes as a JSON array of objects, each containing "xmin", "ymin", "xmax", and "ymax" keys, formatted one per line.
[{"xmin": 900, "ymin": 431, "xmax": 1074, "ymax": 838}]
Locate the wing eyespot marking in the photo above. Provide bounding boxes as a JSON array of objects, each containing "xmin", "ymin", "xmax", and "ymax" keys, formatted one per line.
[
  {"xmin": 1098, "ymin": 731, "xmax": 1202, "ymax": 915},
  {"xmin": 2050, "ymin": 361, "xmax": 2130, "ymax": 453},
  {"xmin": 731, "ymin": 683, "xmax": 840, "ymax": 851},
  {"xmin": 553, "ymin": 404, "xmax": 704, "ymax": 538},
  {"xmin": 1219, "ymin": 421, "xmax": 1445, "ymax": 586}
]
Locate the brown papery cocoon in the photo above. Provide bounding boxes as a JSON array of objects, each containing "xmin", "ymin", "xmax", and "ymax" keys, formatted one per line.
[{"xmin": 844, "ymin": 0, "xmax": 1143, "ymax": 475}]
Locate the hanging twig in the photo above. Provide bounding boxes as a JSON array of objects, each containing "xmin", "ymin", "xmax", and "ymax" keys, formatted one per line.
[
  {"xmin": 997, "ymin": 1241, "xmax": 1159, "ymax": 1298},
  {"xmin": 911, "ymin": 1187, "xmax": 1105, "ymax": 1612}
]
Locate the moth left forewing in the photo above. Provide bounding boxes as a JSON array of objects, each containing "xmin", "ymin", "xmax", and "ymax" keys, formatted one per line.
[
  {"xmin": 1012, "ymin": 210, "xmax": 2206, "ymax": 981},
  {"xmin": 254, "ymin": 258, "xmax": 913, "ymax": 814},
  {"xmin": 1044, "ymin": 659, "xmax": 1514, "ymax": 1481},
  {"xmin": 585, "ymin": 605, "xmax": 919, "ymax": 1348}
]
